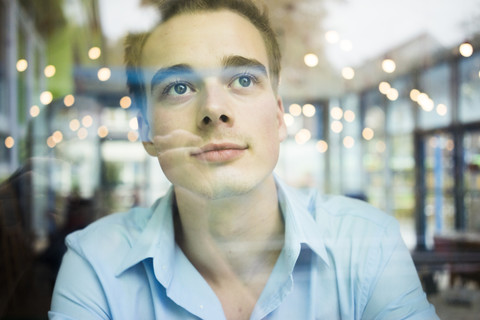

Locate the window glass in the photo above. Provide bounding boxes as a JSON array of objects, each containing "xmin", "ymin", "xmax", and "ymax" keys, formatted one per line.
[
  {"xmin": 459, "ymin": 52, "xmax": 480, "ymax": 123},
  {"xmin": 340, "ymin": 93, "xmax": 363, "ymax": 195},
  {"xmin": 387, "ymin": 77, "xmax": 415, "ymax": 135},
  {"xmin": 423, "ymin": 133, "xmax": 456, "ymax": 248},
  {"xmin": 363, "ymin": 89, "xmax": 387, "ymax": 210},
  {"xmin": 0, "ymin": 1, "xmax": 6, "ymax": 119},
  {"xmin": 418, "ymin": 63, "xmax": 452, "ymax": 129},
  {"xmin": 464, "ymin": 131, "xmax": 480, "ymax": 232}
]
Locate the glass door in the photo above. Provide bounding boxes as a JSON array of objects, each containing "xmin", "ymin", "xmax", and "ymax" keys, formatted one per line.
[
  {"xmin": 464, "ymin": 131, "xmax": 480, "ymax": 233},
  {"xmin": 422, "ymin": 133, "xmax": 456, "ymax": 248}
]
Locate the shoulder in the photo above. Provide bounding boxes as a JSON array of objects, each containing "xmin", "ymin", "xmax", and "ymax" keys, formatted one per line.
[
  {"xmin": 315, "ymin": 193, "xmax": 399, "ymax": 237},
  {"xmin": 65, "ymin": 205, "xmax": 154, "ymax": 258}
]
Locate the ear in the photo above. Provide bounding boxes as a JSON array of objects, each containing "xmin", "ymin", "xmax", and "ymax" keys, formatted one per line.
[{"xmin": 276, "ymin": 97, "xmax": 287, "ymax": 142}]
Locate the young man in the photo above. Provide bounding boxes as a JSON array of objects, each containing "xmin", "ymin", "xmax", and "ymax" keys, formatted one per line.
[{"xmin": 50, "ymin": 0, "xmax": 439, "ymax": 319}]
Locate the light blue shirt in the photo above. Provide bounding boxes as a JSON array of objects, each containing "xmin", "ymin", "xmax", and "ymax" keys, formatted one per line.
[{"xmin": 49, "ymin": 178, "xmax": 438, "ymax": 319}]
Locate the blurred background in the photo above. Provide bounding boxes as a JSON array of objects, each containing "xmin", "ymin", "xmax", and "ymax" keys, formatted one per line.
[{"xmin": 1, "ymin": 0, "xmax": 480, "ymax": 318}]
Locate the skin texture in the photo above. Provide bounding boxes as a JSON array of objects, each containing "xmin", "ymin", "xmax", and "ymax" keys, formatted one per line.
[
  {"xmin": 142, "ymin": 10, "xmax": 286, "ymax": 200},
  {"xmin": 141, "ymin": 10, "xmax": 287, "ymax": 319}
]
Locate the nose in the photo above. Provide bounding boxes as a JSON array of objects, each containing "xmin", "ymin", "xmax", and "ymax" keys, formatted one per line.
[{"xmin": 196, "ymin": 82, "xmax": 234, "ymax": 128}]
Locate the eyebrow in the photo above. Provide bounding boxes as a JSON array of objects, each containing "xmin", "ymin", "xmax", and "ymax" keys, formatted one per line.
[
  {"xmin": 148, "ymin": 55, "xmax": 268, "ymax": 92},
  {"xmin": 150, "ymin": 64, "xmax": 194, "ymax": 94},
  {"xmin": 221, "ymin": 55, "xmax": 268, "ymax": 76}
]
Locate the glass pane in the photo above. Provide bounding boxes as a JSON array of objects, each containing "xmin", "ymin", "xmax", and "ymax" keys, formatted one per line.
[
  {"xmin": 387, "ymin": 76, "xmax": 415, "ymax": 135},
  {"xmin": 424, "ymin": 133, "xmax": 456, "ymax": 248},
  {"xmin": 0, "ymin": 1, "xmax": 5, "ymax": 117},
  {"xmin": 464, "ymin": 131, "xmax": 480, "ymax": 232},
  {"xmin": 425, "ymin": 193, "xmax": 455, "ymax": 248},
  {"xmin": 424, "ymin": 135, "xmax": 455, "ymax": 190},
  {"xmin": 459, "ymin": 52, "xmax": 480, "ymax": 123},
  {"xmin": 418, "ymin": 63, "xmax": 452, "ymax": 129},
  {"xmin": 390, "ymin": 134, "xmax": 416, "ymax": 248},
  {"xmin": 341, "ymin": 93, "xmax": 363, "ymax": 195},
  {"xmin": 363, "ymin": 90, "xmax": 387, "ymax": 210}
]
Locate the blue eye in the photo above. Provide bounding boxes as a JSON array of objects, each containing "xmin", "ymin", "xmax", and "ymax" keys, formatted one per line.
[
  {"xmin": 173, "ymin": 83, "xmax": 188, "ymax": 94},
  {"xmin": 231, "ymin": 74, "xmax": 257, "ymax": 89},
  {"xmin": 238, "ymin": 76, "xmax": 252, "ymax": 87},
  {"xmin": 162, "ymin": 81, "xmax": 193, "ymax": 96}
]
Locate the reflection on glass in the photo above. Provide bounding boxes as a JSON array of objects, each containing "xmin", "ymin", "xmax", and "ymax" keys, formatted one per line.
[
  {"xmin": 424, "ymin": 133, "xmax": 456, "ymax": 248},
  {"xmin": 464, "ymin": 131, "xmax": 480, "ymax": 232},
  {"xmin": 418, "ymin": 63, "xmax": 452, "ymax": 129},
  {"xmin": 363, "ymin": 89, "xmax": 386, "ymax": 211},
  {"xmin": 459, "ymin": 52, "xmax": 480, "ymax": 123}
]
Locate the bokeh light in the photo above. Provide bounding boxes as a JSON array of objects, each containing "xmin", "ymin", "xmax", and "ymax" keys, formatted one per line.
[
  {"xmin": 52, "ymin": 130, "xmax": 63, "ymax": 143},
  {"xmin": 82, "ymin": 115, "xmax": 93, "ymax": 128},
  {"xmin": 77, "ymin": 128, "xmax": 88, "ymax": 140},
  {"xmin": 5, "ymin": 136, "xmax": 15, "ymax": 149},
  {"xmin": 386, "ymin": 88, "xmax": 399, "ymax": 101},
  {"xmin": 459, "ymin": 42, "xmax": 473, "ymax": 57},
  {"xmin": 302, "ymin": 104, "xmax": 316, "ymax": 117},
  {"xmin": 283, "ymin": 113, "xmax": 294, "ymax": 127},
  {"xmin": 16, "ymin": 59, "xmax": 28, "ymax": 72},
  {"xmin": 30, "ymin": 105, "xmax": 40, "ymax": 117},
  {"xmin": 330, "ymin": 106, "xmax": 343, "ymax": 120},
  {"xmin": 46, "ymin": 136, "xmax": 56, "ymax": 148},
  {"xmin": 410, "ymin": 89, "xmax": 420, "ymax": 101},
  {"xmin": 129, "ymin": 117, "xmax": 139, "ymax": 130},
  {"xmin": 44, "ymin": 65, "xmax": 56, "ymax": 78},
  {"xmin": 295, "ymin": 129, "xmax": 311, "ymax": 145},
  {"xmin": 88, "ymin": 46, "xmax": 102, "ymax": 60},
  {"xmin": 376, "ymin": 140, "xmax": 386, "ymax": 153},
  {"xmin": 98, "ymin": 126, "xmax": 109, "ymax": 138},
  {"xmin": 379, "ymin": 82, "xmax": 391, "ymax": 94},
  {"xmin": 289, "ymin": 103, "xmax": 302, "ymax": 116},
  {"xmin": 128, "ymin": 131, "xmax": 139, "ymax": 142},
  {"xmin": 120, "ymin": 96, "xmax": 132, "ymax": 109},
  {"xmin": 436, "ymin": 103, "xmax": 448, "ymax": 116},
  {"xmin": 382, "ymin": 59, "xmax": 396, "ymax": 73},
  {"xmin": 69, "ymin": 119, "xmax": 80, "ymax": 131},
  {"xmin": 362, "ymin": 128, "xmax": 374, "ymax": 140},
  {"xmin": 325, "ymin": 30, "xmax": 340, "ymax": 44},
  {"xmin": 64, "ymin": 94, "xmax": 75, "ymax": 107},
  {"xmin": 97, "ymin": 67, "xmax": 111, "ymax": 81},
  {"xmin": 40, "ymin": 91, "xmax": 53, "ymax": 105},
  {"xmin": 343, "ymin": 136, "xmax": 355, "ymax": 148},
  {"xmin": 316, "ymin": 140, "xmax": 328, "ymax": 153},
  {"xmin": 344, "ymin": 110, "xmax": 355, "ymax": 122},
  {"xmin": 331, "ymin": 120, "xmax": 343, "ymax": 133},
  {"xmin": 342, "ymin": 67, "xmax": 355, "ymax": 80},
  {"xmin": 304, "ymin": 53, "xmax": 319, "ymax": 67}
]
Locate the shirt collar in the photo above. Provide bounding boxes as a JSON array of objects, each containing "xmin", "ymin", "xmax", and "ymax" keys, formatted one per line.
[
  {"xmin": 275, "ymin": 176, "xmax": 330, "ymax": 267},
  {"xmin": 115, "ymin": 187, "xmax": 176, "ymax": 279},
  {"xmin": 115, "ymin": 176, "xmax": 330, "ymax": 278}
]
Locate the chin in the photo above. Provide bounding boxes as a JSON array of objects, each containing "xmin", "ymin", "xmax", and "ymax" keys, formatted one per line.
[{"xmin": 177, "ymin": 171, "xmax": 271, "ymax": 201}]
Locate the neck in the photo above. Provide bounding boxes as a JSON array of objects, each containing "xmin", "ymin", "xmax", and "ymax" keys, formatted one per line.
[{"xmin": 173, "ymin": 174, "xmax": 284, "ymax": 295}]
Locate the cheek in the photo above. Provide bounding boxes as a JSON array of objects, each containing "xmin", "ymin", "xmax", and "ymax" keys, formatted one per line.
[
  {"xmin": 151, "ymin": 108, "xmax": 185, "ymax": 136},
  {"xmin": 255, "ymin": 101, "xmax": 283, "ymax": 139},
  {"xmin": 151, "ymin": 111, "xmax": 167, "ymax": 135}
]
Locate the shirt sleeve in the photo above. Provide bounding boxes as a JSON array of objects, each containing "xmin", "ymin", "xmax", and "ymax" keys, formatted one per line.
[
  {"xmin": 361, "ymin": 221, "xmax": 439, "ymax": 320},
  {"xmin": 49, "ymin": 240, "xmax": 111, "ymax": 320}
]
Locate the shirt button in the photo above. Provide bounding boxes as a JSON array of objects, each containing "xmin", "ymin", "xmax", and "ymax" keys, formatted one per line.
[{"xmin": 200, "ymin": 305, "xmax": 204, "ymax": 309}]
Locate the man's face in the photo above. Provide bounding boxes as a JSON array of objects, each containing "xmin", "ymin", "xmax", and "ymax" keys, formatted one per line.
[{"xmin": 141, "ymin": 10, "xmax": 286, "ymax": 199}]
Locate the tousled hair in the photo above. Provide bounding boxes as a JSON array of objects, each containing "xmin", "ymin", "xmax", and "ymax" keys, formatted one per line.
[{"xmin": 124, "ymin": 0, "xmax": 281, "ymax": 135}]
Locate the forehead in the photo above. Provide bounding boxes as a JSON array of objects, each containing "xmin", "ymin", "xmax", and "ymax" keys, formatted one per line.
[{"xmin": 141, "ymin": 10, "xmax": 270, "ymax": 71}]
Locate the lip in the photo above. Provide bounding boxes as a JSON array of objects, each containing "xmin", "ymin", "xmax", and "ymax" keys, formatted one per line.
[{"xmin": 191, "ymin": 142, "xmax": 248, "ymax": 162}]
